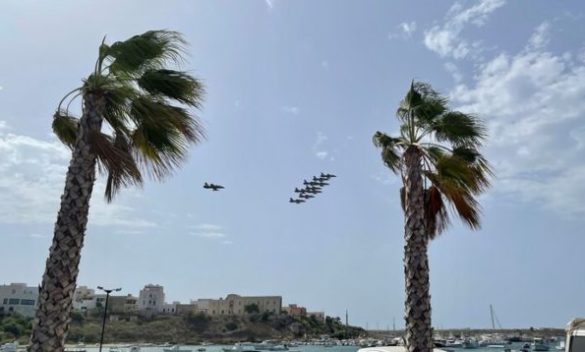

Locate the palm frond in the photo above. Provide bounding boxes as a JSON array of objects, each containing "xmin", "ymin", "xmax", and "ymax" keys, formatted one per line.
[
  {"xmin": 129, "ymin": 97, "xmax": 203, "ymax": 179},
  {"xmin": 424, "ymin": 186, "xmax": 449, "ymax": 239},
  {"xmin": 106, "ymin": 30, "xmax": 186, "ymax": 75},
  {"xmin": 432, "ymin": 111, "xmax": 486, "ymax": 148},
  {"xmin": 89, "ymin": 131, "xmax": 142, "ymax": 202},
  {"xmin": 424, "ymin": 170, "xmax": 481, "ymax": 230},
  {"xmin": 373, "ymin": 131, "xmax": 404, "ymax": 174},
  {"xmin": 52, "ymin": 112, "xmax": 79, "ymax": 149},
  {"xmin": 138, "ymin": 69, "xmax": 204, "ymax": 107},
  {"xmin": 102, "ymin": 83, "xmax": 138, "ymax": 135}
]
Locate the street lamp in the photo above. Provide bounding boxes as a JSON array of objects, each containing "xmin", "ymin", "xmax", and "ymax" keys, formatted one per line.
[{"xmin": 96, "ymin": 286, "xmax": 121, "ymax": 352}]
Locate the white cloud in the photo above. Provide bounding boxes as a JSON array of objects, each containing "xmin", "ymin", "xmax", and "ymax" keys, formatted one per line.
[
  {"xmin": 0, "ymin": 122, "xmax": 157, "ymax": 228},
  {"xmin": 449, "ymin": 25, "xmax": 585, "ymax": 215},
  {"xmin": 444, "ymin": 62, "xmax": 463, "ymax": 82},
  {"xmin": 29, "ymin": 233, "xmax": 48, "ymax": 239},
  {"xmin": 312, "ymin": 131, "xmax": 330, "ymax": 160},
  {"xmin": 527, "ymin": 22, "xmax": 550, "ymax": 50},
  {"xmin": 321, "ymin": 60, "xmax": 329, "ymax": 69},
  {"xmin": 191, "ymin": 223, "xmax": 227, "ymax": 239},
  {"xmin": 282, "ymin": 106, "xmax": 300, "ymax": 115},
  {"xmin": 265, "ymin": 0, "xmax": 274, "ymax": 9},
  {"xmin": 315, "ymin": 151, "xmax": 329, "ymax": 160},
  {"xmin": 0, "ymin": 86, "xmax": 3, "ymax": 91},
  {"xmin": 388, "ymin": 21, "xmax": 417, "ymax": 40},
  {"xmin": 221, "ymin": 240, "xmax": 234, "ymax": 245},
  {"xmin": 424, "ymin": 0, "xmax": 506, "ymax": 59}
]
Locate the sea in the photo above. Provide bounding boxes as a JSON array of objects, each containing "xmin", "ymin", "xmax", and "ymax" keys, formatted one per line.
[{"xmin": 69, "ymin": 343, "xmax": 566, "ymax": 352}]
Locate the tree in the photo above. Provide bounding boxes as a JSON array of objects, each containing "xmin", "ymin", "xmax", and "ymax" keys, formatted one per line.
[
  {"xmin": 373, "ymin": 81, "xmax": 491, "ymax": 352},
  {"xmin": 244, "ymin": 303, "xmax": 260, "ymax": 314},
  {"xmin": 30, "ymin": 30, "xmax": 204, "ymax": 352}
]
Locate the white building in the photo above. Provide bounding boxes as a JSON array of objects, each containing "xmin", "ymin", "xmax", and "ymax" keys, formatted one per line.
[
  {"xmin": 138, "ymin": 284, "xmax": 165, "ymax": 313},
  {"xmin": 72, "ymin": 286, "xmax": 107, "ymax": 312},
  {"xmin": 0, "ymin": 283, "xmax": 39, "ymax": 317}
]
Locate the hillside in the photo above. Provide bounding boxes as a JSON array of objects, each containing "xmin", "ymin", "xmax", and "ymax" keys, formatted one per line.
[{"xmin": 0, "ymin": 312, "xmax": 365, "ymax": 344}]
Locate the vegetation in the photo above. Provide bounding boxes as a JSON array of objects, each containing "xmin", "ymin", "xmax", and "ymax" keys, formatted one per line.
[
  {"xmin": 373, "ymin": 81, "xmax": 492, "ymax": 352},
  {"xmin": 31, "ymin": 30, "xmax": 205, "ymax": 352},
  {"xmin": 244, "ymin": 304, "xmax": 260, "ymax": 314},
  {"xmin": 63, "ymin": 312, "xmax": 364, "ymax": 344},
  {"xmin": 0, "ymin": 314, "xmax": 32, "ymax": 344}
]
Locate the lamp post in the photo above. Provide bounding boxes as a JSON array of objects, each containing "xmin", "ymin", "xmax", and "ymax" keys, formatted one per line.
[{"xmin": 97, "ymin": 286, "xmax": 121, "ymax": 352}]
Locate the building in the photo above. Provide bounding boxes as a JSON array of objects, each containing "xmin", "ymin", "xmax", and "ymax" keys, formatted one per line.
[
  {"xmin": 0, "ymin": 283, "xmax": 39, "ymax": 317},
  {"xmin": 284, "ymin": 304, "xmax": 307, "ymax": 317},
  {"xmin": 108, "ymin": 294, "xmax": 138, "ymax": 313},
  {"xmin": 194, "ymin": 294, "xmax": 282, "ymax": 316},
  {"xmin": 161, "ymin": 302, "xmax": 179, "ymax": 314},
  {"xmin": 137, "ymin": 284, "xmax": 165, "ymax": 313},
  {"xmin": 307, "ymin": 311, "xmax": 325, "ymax": 321},
  {"xmin": 72, "ymin": 286, "xmax": 107, "ymax": 312}
]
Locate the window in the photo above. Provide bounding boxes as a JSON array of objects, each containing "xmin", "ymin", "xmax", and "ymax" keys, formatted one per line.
[
  {"xmin": 8, "ymin": 298, "xmax": 19, "ymax": 305},
  {"xmin": 20, "ymin": 299, "xmax": 35, "ymax": 306},
  {"xmin": 3, "ymin": 299, "xmax": 7, "ymax": 304}
]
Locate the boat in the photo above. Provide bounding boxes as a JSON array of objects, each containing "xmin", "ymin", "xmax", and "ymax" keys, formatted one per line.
[
  {"xmin": 0, "ymin": 343, "xmax": 18, "ymax": 352},
  {"xmin": 462, "ymin": 339, "xmax": 479, "ymax": 349},
  {"xmin": 555, "ymin": 341, "xmax": 565, "ymax": 351},
  {"xmin": 222, "ymin": 344, "xmax": 261, "ymax": 352},
  {"xmin": 198, "ymin": 349, "xmax": 206, "ymax": 352},
  {"xmin": 163, "ymin": 346, "xmax": 192, "ymax": 352},
  {"xmin": 532, "ymin": 338, "xmax": 550, "ymax": 351},
  {"xmin": 521, "ymin": 343, "xmax": 532, "ymax": 352}
]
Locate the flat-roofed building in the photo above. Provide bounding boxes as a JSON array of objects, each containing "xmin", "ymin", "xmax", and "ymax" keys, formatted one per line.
[
  {"xmin": 138, "ymin": 284, "xmax": 165, "ymax": 313},
  {"xmin": 0, "ymin": 283, "xmax": 39, "ymax": 317},
  {"xmin": 108, "ymin": 294, "xmax": 138, "ymax": 313},
  {"xmin": 195, "ymin": 294, "xmax": 282, "ymax": 316},
  {"xmin": 284, "ymin": 304, "xmax": 307, "ymax": 317}
]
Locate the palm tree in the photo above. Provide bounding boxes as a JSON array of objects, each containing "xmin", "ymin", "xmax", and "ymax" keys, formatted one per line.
[
  {"xmin": 30, "ymin": 30, "xmax": 204, "ymax": 352},
  {"xmin": 373, "ymin": 81, "xmax": 492, "ymax": 352}
]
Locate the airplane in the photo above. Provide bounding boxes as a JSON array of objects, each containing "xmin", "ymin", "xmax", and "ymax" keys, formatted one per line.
[
  {"xmin": 289, "ymin": 198, "xmax": 305, "ymax": 204},
  {"xmin": 299, "ymin": 193, "xmax": 315, "ymax": 199},
  {"xmin": 320, "ymin": 172, "xmax": 337, "ymax": 179},
  {"xmin": 294, "ymin": 187, "xmax": 307, "ymax": 193},
  {"xmin": 314, "ymin": 182, "xmax": 329, "ymax": 187},
  {"xmin": 304, "ymin": 187, "xmax": 322, "ymax": 193},
  {"xmin": 203, "ymin": 182, "xmax": 224, "ymax": 191},
  {"xmin": 312, "ymin": 176, "xmax": 328, "ymax": 182}
]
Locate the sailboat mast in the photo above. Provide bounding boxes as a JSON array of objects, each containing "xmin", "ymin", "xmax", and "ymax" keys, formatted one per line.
[{"xmin": 490, "ymin": 304, "xmax": 495, "ymax": 330}]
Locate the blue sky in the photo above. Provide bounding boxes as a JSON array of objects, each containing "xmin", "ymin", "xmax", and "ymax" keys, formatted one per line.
[{"xmin": 1, "ymin": 0, "xmax": 585, "ymax": 329}]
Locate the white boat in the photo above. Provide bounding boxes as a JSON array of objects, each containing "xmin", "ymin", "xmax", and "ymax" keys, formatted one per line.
[
  {"xmin": 222, "ymin": 344, "xmax": 261, "ymax": 352},
  {"xmin": 532, "ymin": 338, "xmax": 550, "ymax": 351},
  {"xmin": 0, "ymin": 343, "xmax": 18, "ymax": 352},
  {"xmin": 462, "ymin": 339, "xmax": 479, "ymax": 349},
  {"xmin": 163, "ymin": 346, "xmax": 192, "ymax": 352},
  {"xmin": 358, "ymin": 346, "xmax": 449, "ymax": 352}
]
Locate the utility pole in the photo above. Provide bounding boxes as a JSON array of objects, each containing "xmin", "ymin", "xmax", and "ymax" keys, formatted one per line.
[
  {"xmin": 345, "ymin": 309, "xmax": 348, "ymax": 327},
  {"xmin": 393, "ymin": 316, "xmax": 396, "ymax": 331},
  {"xmin": 97, "ymin": 286, "xmax": 121, "ymax": 352}
]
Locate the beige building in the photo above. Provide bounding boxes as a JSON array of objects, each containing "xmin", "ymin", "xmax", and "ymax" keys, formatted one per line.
[
  {"xmin": 108, "ymin": 294, "xmax": 138, "ymax": 313},
  {"xmin": 194, "ymin": 294, "xmax": 282, "ymax": 316},
  {"xmin": 0, "ymin": 283, "xmax": 38, "ymax": 317},
  {"xmin": 308, "ymin": 311, "xmax": 325, "ymax": 321},
  {"xmin": 138, "ymin": 284, "xmax": 165, "ymax": 313}
]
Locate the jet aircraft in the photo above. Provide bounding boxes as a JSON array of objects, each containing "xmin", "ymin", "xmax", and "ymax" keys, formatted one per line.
[{"xmin": 203, "ymin": 182, "xmax": 224, "ymax": 191}]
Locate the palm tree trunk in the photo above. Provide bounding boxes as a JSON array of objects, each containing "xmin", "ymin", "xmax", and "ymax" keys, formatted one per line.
[
  {"xmin": 29, "ymin": 92, "xmax": 105, "ymax": 352},
  {"xmin": 403, "ymin": 146, "xmax": 433, "ymax": 352}
]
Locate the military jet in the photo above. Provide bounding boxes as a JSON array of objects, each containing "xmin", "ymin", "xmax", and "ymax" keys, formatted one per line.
[
  {"xmin": 312, "ymin": 176, "xmax": 328, "ymax": 182},
  {"xmin": 299, "ymin": 193, "xmax": 315, "ymax": 199},
  {"xmin": 320, "ymin": 172, "xmax": 337, "ymax": 179},
  {"xmin": 314, "ymin": 181, "xmax": 329, "ymax": 187},
  {"xmin": 294, "ymin": 187, "xmax": 307, "ymax": 193},
  {"xmin": 303, "ymin": 180, "xmax": 321, "ymax": 186},
  {"xmin": 304, "ymin": 186, "xmax": 322, "ymax": 194},
  {"xmin": 203, "ymin": 182, "xmax": 224, "ymax": 191},
  {"xmin": 289, "ymin": 197, "xmax": 305, "ymax": 204}
]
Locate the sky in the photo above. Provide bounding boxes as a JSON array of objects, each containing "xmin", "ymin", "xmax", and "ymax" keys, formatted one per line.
[{"xmin": 1, "ymin": 0, "xmax": 585, "ymax": 330}]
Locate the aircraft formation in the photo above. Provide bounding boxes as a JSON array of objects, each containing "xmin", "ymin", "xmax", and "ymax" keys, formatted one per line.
[{"xmin": 289, "ymin": 172, "xmax": 336, "ymax": 204}]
